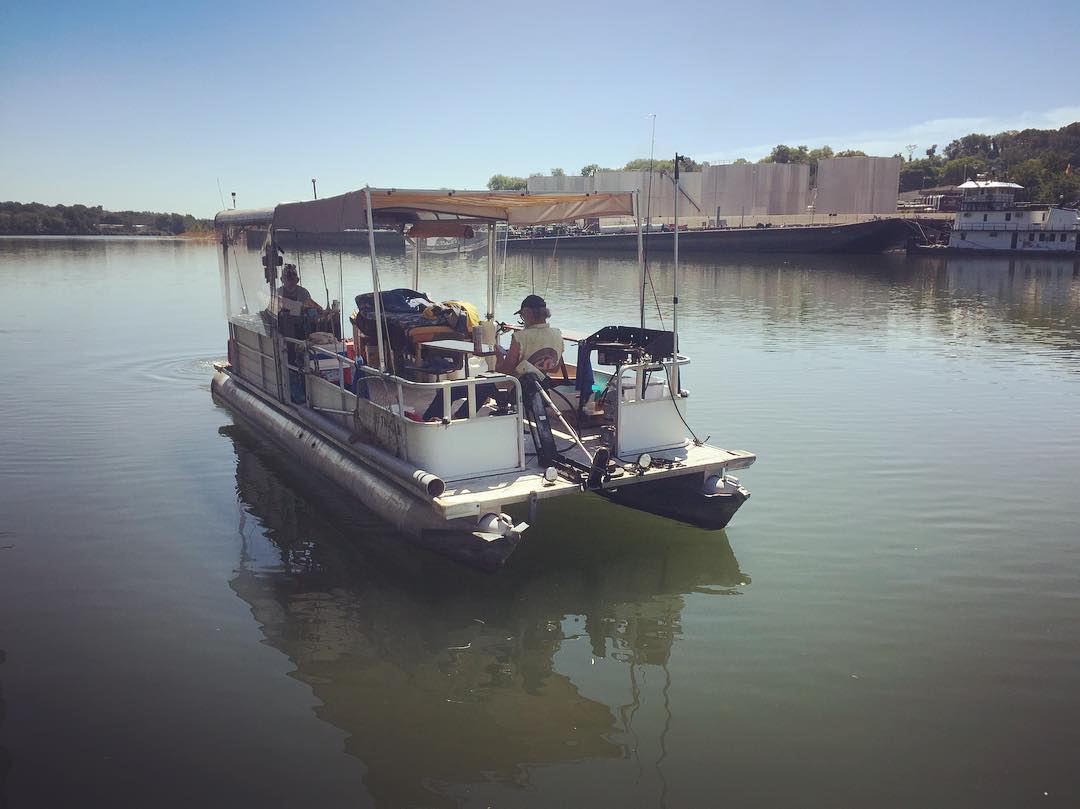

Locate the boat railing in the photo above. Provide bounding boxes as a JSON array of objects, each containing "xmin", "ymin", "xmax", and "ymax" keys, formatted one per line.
[
  {"xmin": 284, "ymin": 336, "xmax": 527, "ymax": 476},
  {"xmin": 955, "ymin": 223, "xmax": 1078, "ymax": 233},
  {"xmin": 284, "ymin": 336, "xmax": 525, "ymax": 419},
  {"xmin": 614, "ymin": 356, "xmax": 690, "ymax": 401},
  {"xmin": 609, "ymin": 356, "xmax": 694, "ymax": 455}
]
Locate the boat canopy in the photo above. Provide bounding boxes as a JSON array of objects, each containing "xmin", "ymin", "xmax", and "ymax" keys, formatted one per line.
[
  {"xmin": 214, "ymin": 207, "xmax": 275, "ymax": 227},
  {"xmin": 214, "ymin": 188, "xmax": 635, "ymax": 233}
]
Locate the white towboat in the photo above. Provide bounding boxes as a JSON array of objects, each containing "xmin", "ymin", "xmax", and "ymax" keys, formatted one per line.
[
  {"xmin": 211, "ymin": 186, "xmax": 755, "ymax": 569},
  {"xmin": 910, "ymin": 178, "xmax": 1079, "ymax": 256}
]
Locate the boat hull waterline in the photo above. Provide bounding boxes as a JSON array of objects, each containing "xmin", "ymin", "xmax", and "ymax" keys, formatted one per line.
[
  {"xmin": 212, "ymin": 368, "xmax": 752, "ymax": 569},
  {"xmin": 598, "ymin": 475, "xmax": 750, "ymax": 530},
  {"xmin": 212, "ymin": 370, "xmax": 520, "ymax": 570}
]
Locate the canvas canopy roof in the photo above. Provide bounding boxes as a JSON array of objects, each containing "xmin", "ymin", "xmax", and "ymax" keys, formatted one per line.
[
  {"xmin": 214, "ymin": 188, "xmax": 636, "ymax": 232},
  {"xmin": 215, "ymin": 207, "xmax": 274, "ymax": 227}
]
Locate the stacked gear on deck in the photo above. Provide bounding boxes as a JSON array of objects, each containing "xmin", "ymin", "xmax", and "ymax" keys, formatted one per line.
[{"xmin": 352, "ymin": 288, "xmax": 480, "ymax": 374}]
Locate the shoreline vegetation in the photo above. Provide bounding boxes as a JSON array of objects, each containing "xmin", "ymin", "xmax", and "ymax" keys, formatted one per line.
[{"xmin": 0, "ymin": 202, "xmax": 213, "ymax": 237}]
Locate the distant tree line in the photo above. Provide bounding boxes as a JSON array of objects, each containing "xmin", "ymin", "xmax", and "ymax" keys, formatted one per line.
[
  {"xmin": 896, "ymin": 123, "xmax": 1079, "ymax": 203},
  {"xmin": 490, "ymin": 122, "xmax": 1080, "ymax": 204},
  {"xmin": 488, "ymin": 157, "xmax": 714, "ymax": 190},
  {"xmin": 0, "ymin": 202, "xmax": 212, "ymax": 236}
]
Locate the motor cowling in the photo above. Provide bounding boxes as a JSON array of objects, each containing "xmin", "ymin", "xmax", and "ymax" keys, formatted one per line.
[
  {"xmin": 477, "ymin": 512, "xmax": 515, "ymax": 537},
  {"xmin": 703, "ymin": 474, "xmax": 748, "ymax": 498}
]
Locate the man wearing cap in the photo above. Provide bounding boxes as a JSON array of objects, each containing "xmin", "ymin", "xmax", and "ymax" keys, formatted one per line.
[
  {"xmin": 421, "ymin": 294, "xmax": 562, "ymax": 421},
  {"xmin": 277, "ymin": 264, "xmax": 324, "ymax": 314},
  {"xmin": 495, "ymin": 294, "xmax": 563, "ymax": 378}
]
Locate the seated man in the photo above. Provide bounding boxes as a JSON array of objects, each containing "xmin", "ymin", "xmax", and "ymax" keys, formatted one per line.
[
  {"xmin": 497, "ymin": 294, "xmax": 563, "ymax": 379},
  {"xmin": 421, "ymin": 294, "xmax": 562, "ymax": 421},
  {"xmin": 277, "ymin": 264, "xmax": 325, "ymax": 316}
]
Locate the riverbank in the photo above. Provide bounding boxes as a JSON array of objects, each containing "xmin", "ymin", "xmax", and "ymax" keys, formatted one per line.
[{"xmin": 0, "ymin": 200, "xmax": 212, "ymax": 238}]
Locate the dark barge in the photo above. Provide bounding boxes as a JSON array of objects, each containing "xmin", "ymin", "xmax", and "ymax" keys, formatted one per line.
[{"xmin": 507, "ymin": 217, "xmax": 915, "ymax": 254}]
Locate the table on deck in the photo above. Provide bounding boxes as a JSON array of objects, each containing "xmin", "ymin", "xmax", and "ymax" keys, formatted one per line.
[
  {"xmin": 421, "ymin": 339, "xmax": 497, "ymax": 378},
  {"xmin": 421, "ymin": 328, "xmax": 587, "ymax": 379}
]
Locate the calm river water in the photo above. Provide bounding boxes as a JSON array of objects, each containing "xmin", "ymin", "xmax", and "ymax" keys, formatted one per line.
[{"xmin": 2, "ymin": 236, "xmax": 1079, "ymax": 808}]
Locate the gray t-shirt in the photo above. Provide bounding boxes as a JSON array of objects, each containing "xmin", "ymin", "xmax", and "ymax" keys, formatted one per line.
[{"xmin": 279, "ymin": 283, "xmax": 312, "ymax": 302}]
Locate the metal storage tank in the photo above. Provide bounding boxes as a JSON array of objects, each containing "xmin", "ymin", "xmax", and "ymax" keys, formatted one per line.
[
  {"xmin": 814, "ymin": 157, "xmax": 901, "ymax": 215},
  {"xmin": 529, "ymin": 170, "xmax": 703, "ymax": 218},
  {"xmin": 701, "ymin": 163, "xmax": 809, "ymax": 217}
]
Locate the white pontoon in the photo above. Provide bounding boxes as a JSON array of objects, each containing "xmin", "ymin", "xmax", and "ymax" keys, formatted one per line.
[{"xmin": 211, "ymin": 186, "xmax": 755, "ymax": 569}]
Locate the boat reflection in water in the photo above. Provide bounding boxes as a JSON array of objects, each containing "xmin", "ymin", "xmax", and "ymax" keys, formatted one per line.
[{"xmin": 221, "ymin": 422, "xmax": 749, "ymax": 808}]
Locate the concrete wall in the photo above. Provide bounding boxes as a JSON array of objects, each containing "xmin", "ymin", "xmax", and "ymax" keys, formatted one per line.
[
  {"xmin": 526, "ymin": 175, "xmax": 588, "ymax": 193},
  {"xmin": 528, "ymin": 156, "xmax": 902, "ymax": 218},
  {"xmin": 815, "ymin": 157, "xmax": 901, "ymax": 215},
  {"xmin": 527, "ymin": 170, "xmax": 704, "ymax": 218},
  {"xmin": 701, "ymin": 163, "xmax": 809, "ymax": 216}
]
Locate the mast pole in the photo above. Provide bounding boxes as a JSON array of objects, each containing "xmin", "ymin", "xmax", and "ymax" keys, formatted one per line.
[
  {"xmin": 673, "ymin": 154, "xmax": 680, "ymax": 390},
  {"xmin": 635, "ymin": 189, "xmax": 645, "ymax": 327},
  {"xmin": 364, "ymin": 186, "xmax": 387, "ymax": 372}
]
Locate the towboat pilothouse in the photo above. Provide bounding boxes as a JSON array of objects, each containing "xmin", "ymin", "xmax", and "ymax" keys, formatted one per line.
[{"xmin": 211, "ymin": 187, "xmax": 755, "ymax": 569}]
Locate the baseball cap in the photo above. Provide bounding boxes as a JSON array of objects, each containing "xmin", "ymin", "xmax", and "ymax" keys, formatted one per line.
[{"xmin": 514, "ymin": 294, "xmax": 547, "ymax": 314}]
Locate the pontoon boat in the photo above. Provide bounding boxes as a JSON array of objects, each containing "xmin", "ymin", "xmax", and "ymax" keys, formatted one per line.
[{"xmin": 211, "ymin": 187, "xmax": 755, "ymax": 569}]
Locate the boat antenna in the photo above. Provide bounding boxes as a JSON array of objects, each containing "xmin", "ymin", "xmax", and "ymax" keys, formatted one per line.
[
  {"xmin": 643, "ymin": 114, "xmax": 656, "ymax": 325},
  {"xmin": 364, "ymin": 186, "xmax": 388, "ymax": 372},
  {"xmin": 317, "ymin": 245, "xmax": 331, "ymax": 309},
  {"xmin": 216, "ymin": 177, "xmax": 226, "ymax": 210},
  {"xmin": 673, "ymin": 153, "xmax": 681, "ymax": 385},
  {"xmin": 310, "ymin": 177, "xmax": 330, "ymax": 307},
  {"xmin": 635, "ymin": 115, "xmax": 665, "ymax": 328}
]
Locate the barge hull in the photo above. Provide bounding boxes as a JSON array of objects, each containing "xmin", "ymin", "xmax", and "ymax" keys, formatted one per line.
[{"xmin": 507, "ymin": 218, "xmax": 913, "ymax": 254}]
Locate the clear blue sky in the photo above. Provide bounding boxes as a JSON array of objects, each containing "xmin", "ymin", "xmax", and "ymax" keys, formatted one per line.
[{"xmin": 3, "ymin": 0, "xmax": 1078, "ymax": 217}]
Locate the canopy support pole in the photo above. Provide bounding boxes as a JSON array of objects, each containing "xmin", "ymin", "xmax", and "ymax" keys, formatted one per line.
[
  {"xmin": 220, "ymin": 232, "xmax": 232, "ymax": 316},
  {"xmin": 412, "ymin": 236, "xmax": 421, "ymax": 290},
  {"xmin": 486, "ymin": 223, "xmax": 496, "ymax": 321},
  {"xmin": 364, "ymin": 187, "xmax": 387, "ymax": 372},
  {"xmin": 635, "ymin": 190, "xmax": 645, "ymax": 328}
]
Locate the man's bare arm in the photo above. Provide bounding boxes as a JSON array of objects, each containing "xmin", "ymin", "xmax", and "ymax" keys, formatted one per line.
[{"xmin": 495, "ymin": 339, "xmax": 521, "ymax": 375}]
